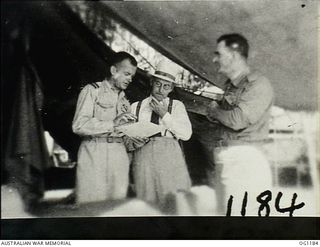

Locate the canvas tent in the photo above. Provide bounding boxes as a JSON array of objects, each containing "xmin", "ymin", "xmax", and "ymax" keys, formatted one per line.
[
  {"xmin": 1, "ymin": 1, "xmax": 318, "ymax": 203},
  {"xmin": 101, "ymin": 0, "xmax": 318, "ymax": 111}
]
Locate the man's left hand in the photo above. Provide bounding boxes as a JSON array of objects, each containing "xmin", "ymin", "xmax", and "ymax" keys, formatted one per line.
[{"xmin": 208, "ymin": 100, "xmax": 219, "ymax": 110}]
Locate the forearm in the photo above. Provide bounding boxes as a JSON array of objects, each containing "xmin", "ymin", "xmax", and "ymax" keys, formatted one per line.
[
  {"xmin": 208, "ymin": 107, "xmax": 250, "ymax": 130},
  {"xmin": 72, "ymin": 117, "xmax": 114, "ymax": 136}
]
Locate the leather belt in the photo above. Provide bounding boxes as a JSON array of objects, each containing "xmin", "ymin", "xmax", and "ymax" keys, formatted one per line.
[
  {"xmin": 213, "ymin": 139, "xmax": 272, "ymax": 147},
  {"xmin": 84, "ymin": 136, "xmax": 123, "ymax": 143},
  {"xmin": 149, "ymin": 136, "xmax": 176, "ymax": 141}
]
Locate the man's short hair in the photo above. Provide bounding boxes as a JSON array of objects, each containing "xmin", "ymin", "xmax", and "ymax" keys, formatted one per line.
[
  {"xmin": 106, "ymin": 51, "xmax": 137, "ymax": 77},
  {"xmin": 217, "ymin": 33, "xmax": 249, "ymax": 59},
  {"xmin": 110, "ymin": 51, "xmax": 137, "ymax": 67}
]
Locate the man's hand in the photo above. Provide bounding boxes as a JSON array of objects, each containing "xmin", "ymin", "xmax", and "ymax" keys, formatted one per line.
[
  {"xmin": 208, "ymin": 100, "xmax": 219, "ymax": 109},
  {"xmin": 123, "ymin": 135, "xmax": 149, "ymax": 151},
  {"xmin": 206, "ymin": 100, "xmax": 220, "ymax": 122},
  {"xmin": 129, "ymin": 136, "xmax": 150, "ymax": 146},
  {"xmin": 150, "ymin": 99, "xmax": 168, "ymax": 118},
  {"xmin": 120, "ymin": 103, "xmax": 130, "ymax": 113},
  {"xmin": 114, "ymin": 112, "xmax": 137, "ymax": 127}
]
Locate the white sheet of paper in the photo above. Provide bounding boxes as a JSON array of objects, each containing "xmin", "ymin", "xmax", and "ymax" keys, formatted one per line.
[{"xmin": 116, "ymin": 121, "xmax": 163, "ymax": 138}]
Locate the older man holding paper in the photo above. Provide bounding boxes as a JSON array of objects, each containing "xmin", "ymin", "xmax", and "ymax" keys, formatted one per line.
[{"xmin": 123, "ymin": 59, "xmax": 192, "ymax": 207}]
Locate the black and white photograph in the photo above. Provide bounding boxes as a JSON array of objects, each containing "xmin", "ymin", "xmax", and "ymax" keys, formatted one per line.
[{"xmin": 1, "ymin": 0, "xmax": 319, "ymax": 240}]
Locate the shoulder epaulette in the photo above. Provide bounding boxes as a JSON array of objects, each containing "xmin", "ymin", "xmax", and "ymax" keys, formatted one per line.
[{"xmin": 90, "ymin": 82, "xmax": 100, "ymax": 89}]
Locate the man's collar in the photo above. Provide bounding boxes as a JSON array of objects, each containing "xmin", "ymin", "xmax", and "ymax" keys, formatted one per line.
[
  {"xmin": 230, "ymin": 67, "xmax": 250, "ymax": 88},
  {"xmin": 102, "ymin": 79, "xmax": 122, "ymax": 94}
]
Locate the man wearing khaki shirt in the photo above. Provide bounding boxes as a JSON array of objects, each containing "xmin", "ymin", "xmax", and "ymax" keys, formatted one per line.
[
  {"xmin": 72, "ymin": 52, "xmax": 137, "ymax": 203},
  {"xmin": 207, "ymin": 33, "xmax": 274, "ymax": 215}
]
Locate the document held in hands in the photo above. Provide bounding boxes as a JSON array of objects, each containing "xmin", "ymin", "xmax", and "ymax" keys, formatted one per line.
[{"xmin": 116, "ymin": 121, "xmax": 163, "ymax": 138}]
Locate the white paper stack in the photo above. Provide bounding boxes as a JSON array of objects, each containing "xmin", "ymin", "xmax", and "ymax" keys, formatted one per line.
[{"xmin": 116, "ymin": 121, "xmax": 163, "ymax": 138}]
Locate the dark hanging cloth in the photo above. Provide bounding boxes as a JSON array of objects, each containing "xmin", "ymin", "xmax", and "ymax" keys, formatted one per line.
[{"xmin": 4, "ymin": 20, "xmax": 50, "ymax": 208}]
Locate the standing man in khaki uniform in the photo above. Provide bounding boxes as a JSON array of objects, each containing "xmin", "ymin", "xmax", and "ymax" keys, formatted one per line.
[
  {"xmin": 207, "ymin": 34, "xmax": 274, "ymax": 215},
  {"xmin": 72, "ymin": 52, "xmax": 137, "ymax": 204}
]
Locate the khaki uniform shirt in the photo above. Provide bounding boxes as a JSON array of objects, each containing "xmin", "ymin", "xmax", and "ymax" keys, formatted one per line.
[
  {"xmin": 72, "ymin": 80, "xmax": 130, "ymax": 137},
  {"xmin": 207, "ymin": 71, "xmax": 274, "ymax": 141}
]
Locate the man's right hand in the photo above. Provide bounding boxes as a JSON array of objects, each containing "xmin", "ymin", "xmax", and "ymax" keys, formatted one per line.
[
  {"xmin": 113, "ymin": 112, "xmax": 137, "ymax": 127},
  {"xmin": 129, "ymin": 136, "xmax": 149, "ymax": 145},
  {"xmin": 128, "ymin": 136, "xmax": 150, "ymax": 150}
]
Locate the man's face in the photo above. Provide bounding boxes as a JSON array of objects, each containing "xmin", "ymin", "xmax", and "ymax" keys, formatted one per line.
[
  {"xmin": 151, "ymin": 78, "xmax": 174, "ymax": 102},
  {"xmin": 212, "ymin": 40, "xmax": 234, "ymax": 75},
  {"xmin": 111, "ymin": 59, "xmax": 137, "ymax": 90}
]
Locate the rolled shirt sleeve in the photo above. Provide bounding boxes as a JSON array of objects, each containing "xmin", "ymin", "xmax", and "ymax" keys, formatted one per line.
[
  {"xmin": 208, "ymin": 105, "xmax": 249, "ymax": 131},
  {"xmin": 208, "ymin": 76, "xmax": 273, "ymax": 131},
  {"xmin": 161, "ymin": 100, "xmax": 192, "ymax": 141},
  {"xmin": 72, "ymin": 85, "xmax": 114, "ymax": 136}
]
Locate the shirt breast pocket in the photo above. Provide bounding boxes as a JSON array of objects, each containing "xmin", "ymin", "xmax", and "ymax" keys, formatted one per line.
[{"xmin": 95, "ymin": 100, "xmax": 115, "ymax": 120}]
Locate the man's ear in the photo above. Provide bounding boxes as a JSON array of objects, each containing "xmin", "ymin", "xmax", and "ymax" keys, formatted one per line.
[
  {"xmin": 110, "ymin": 65, "xmax": 117, "ymax": 76},
  {"xmin": 231, "ymin": 50, "xmax": 237, "ymax": 59},
  {"xmin": 169, "ymin": 83, "xmax": 175, "ymax": 92},
  {"xmin": 233, "ymin": 51, "xmax": 242, "ymax": 61}
]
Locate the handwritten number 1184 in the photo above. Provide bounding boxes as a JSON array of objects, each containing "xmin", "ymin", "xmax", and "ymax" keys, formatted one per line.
[{"xmin": 226, "ymin": 190, "xmax": 305, "ymax": 217}]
